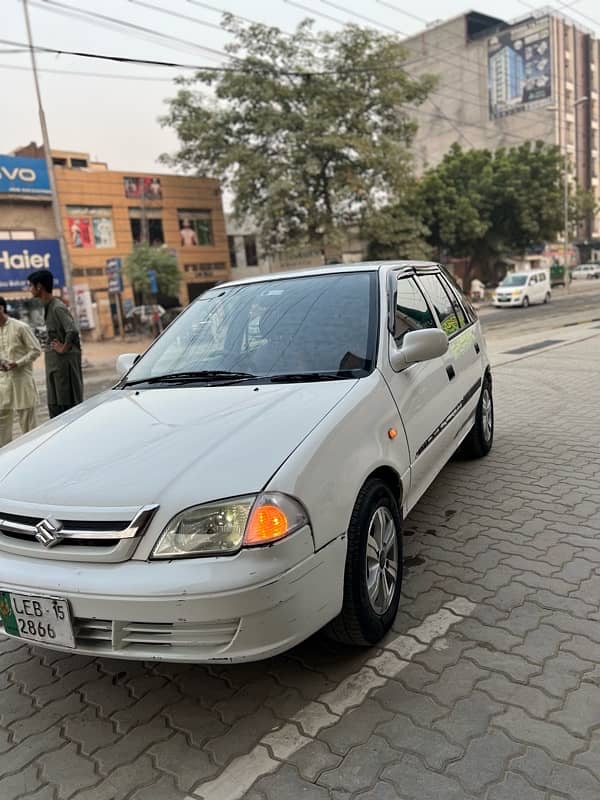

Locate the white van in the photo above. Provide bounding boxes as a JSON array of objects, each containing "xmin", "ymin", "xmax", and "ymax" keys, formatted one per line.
[{"xmin": 493, "ymin": 270, "xmax": 551, "ymax": 308}]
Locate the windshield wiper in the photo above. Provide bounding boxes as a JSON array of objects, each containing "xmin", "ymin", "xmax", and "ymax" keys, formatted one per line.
[
  {"xmin": 122, "ymin": 370, "xmax": 256, "ymax": 387},
  {"xmin": 266, "ymin": 371, "xmax": 355, "ymax": 383}
]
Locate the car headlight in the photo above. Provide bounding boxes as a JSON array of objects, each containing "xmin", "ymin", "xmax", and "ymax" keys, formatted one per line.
[
  {"xmin": 151, "ymin": 493, "xmax": 310, "ymax": 559},
  {"xmin": 512, "ymin": 289, "xmax": 522, "ymax": 296}
]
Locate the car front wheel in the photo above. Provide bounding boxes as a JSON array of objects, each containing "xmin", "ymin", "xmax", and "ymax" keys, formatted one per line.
[
  {"xmin": 326, "ymin": 479, "xmax": 403, "ymax": 646},
  {"xmin": 522, "ymin": 296, "xmax": 530, "ymax": 308}
]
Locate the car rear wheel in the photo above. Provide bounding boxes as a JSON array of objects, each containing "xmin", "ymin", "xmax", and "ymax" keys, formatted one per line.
[
  {"xmin": 460, "ymin": 378, "xmax": 494, "ymax": 459},
  {"xmin": 522, "ymin": 296, "xmax": 530, "ymax": 308},
  {"xmin": 326, "ymin": 479, "xmax": 403, "ymax": 646}
]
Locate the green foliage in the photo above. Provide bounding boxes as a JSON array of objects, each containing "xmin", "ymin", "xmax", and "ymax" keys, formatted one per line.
[
  {"xmin": 362, "ymin": 187, "xmax": 432, "ymax": 260},
  {"xmin": 418, "ymin": 142, "xmax": 571, "ymax": 281},
  {"xmin": 124, "ymin": 244, "xmax": 180, "ymax": 299},
  {"xmin": 161, "ymin": 17, "xmax": 435, "ymax": 256}
]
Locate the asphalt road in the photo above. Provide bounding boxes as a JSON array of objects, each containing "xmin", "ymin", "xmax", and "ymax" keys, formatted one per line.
[{"xmin": 478, "ymin": 283, "xmax": 600, "ymax": 335}]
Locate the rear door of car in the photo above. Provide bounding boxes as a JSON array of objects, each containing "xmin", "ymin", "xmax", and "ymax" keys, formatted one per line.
[{"xmin": 415, "ymin": 270, "xmax": 484, "ymax": 456}]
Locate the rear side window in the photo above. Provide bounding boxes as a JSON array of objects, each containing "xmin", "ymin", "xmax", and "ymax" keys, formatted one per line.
[
  {"xmin": 418, "ymin": 274, "xmax": 464, "ymax": 338},
  {"xmin": 394, "ymin": 277, "xmax": 436, "ymax": 344}
]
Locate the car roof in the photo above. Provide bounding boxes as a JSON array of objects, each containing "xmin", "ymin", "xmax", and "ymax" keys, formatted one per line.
[{"xmin": 220, "ymin": 260, "xmax": 441, "ymax": 288}]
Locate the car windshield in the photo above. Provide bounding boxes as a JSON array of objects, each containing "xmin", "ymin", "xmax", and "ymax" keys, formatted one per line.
[
  {"xmin": 500, "ymin": 274, "xmax": 527, "ymax": 287},
  {"xmin": 123, "ymin": 271, "xmax": 378, "ymax": 385}
]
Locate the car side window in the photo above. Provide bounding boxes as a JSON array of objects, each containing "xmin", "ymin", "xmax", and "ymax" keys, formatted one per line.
[
  {"xmin": 394, "ymin": 277, "xmax": 436, "ymax": 345},
  {"xmin": 529, "ymin": 275, "xmax": 536, "ymax": 284},
  {"xmin": 418, "ymin": 274, "xmax": 463, "ymax": 339},
  {"xmin": 440, "ymin": 270, "xmax": 476, "ymax": 324}
]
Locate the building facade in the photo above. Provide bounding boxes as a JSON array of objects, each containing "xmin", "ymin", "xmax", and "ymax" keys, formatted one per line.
[
  {"xmin": 404, "ymin": 9, "xmax": 600, "ymax": 241},
  {"xmin": 0, "ymin": 144, "xmax": 230, "ymax": 338}
]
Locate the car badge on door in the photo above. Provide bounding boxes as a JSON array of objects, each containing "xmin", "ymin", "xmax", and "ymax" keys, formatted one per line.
[{"xmin": 35, "ymin": 517, "xmax": 64, "ymax": 548}]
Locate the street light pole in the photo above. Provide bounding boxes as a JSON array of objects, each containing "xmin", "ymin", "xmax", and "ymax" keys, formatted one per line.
[
  {"xmin": 548, "ymin": 96, "xmax": 589, "ymax": 293},
  {"xmin": 22, "ymin": 0, "xmax": 75, "ymax": 310}
]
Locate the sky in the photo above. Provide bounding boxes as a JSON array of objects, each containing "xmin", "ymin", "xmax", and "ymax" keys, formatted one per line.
[{"xmin": 2, "ymin": 0, "xmax": 600, "ymax": 173}]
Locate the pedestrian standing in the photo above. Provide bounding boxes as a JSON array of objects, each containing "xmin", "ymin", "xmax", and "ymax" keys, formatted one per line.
[
  {"xmin": 0, "ymin": 297, "xmax": 42, "ymax": 446},
  {"xmin": 27, "ymin": 270, "xmax": 83, "ymax": 418}
]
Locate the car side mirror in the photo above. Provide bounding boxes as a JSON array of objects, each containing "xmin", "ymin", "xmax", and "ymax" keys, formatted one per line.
[
  {"xmin": 389, "ymin": 329, "xmax": 448, "ymax": 371},
  {"xmin": 116, "ymin": 353, "xmax": 140, "ymax": 376}
]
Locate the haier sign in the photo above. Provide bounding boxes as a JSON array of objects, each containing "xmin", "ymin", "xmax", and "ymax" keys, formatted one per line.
[
  {"xmin": 0, "ymin": 155, "xmax": 51, "ymax": 195},
  {"xmin": 0, "ymin": 240, "xmax": 64, "ymax": 290}
]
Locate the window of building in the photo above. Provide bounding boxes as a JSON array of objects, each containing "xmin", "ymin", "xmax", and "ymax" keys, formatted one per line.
[
  {"xmin": 177, "ymin": 209, "xmax": 213, "ymax": 246},
  {"xmin": 228, "ymin": 235, "xmax": 238, "ymax": 268},
  {"xmin": 244, "ymin": 235, "xmax": 258, "ymax": 267},
  {"xmin": 0, "ymin": 229, "xmax": 35, "ymax": 239},
  {"xmin": 67, "ymin": 206, "xmax": 115, "ymax": 248},
  {"xmin": 129, "ymin": 208, "xmax": 164, "ymax": 246},
  {"xmin": 70, "ymin": 158, "xmax": 88, "ymax": 169},
  {"xmin": 394, "ymin": 277, "xmax": 435, "ymax": 344},
  {"xmin": 52, "ymin": 157, "xmax": 67, "ymax": 166}
]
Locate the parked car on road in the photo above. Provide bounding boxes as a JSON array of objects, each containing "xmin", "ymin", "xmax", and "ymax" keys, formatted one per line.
[
  {"xmin": 125, "ymin": 304, "xmax": 166, "ymax": 323},
  {"xmin": 571, "ymin": 263, "xmax": 600, "ymax": 280},
  {"xmin": 493, "ymin": 269, "xmax": 551, "ymax": 308},
  {"xmin": 0, "ymin": 262, "xmax": 493, "ymax": 663}
]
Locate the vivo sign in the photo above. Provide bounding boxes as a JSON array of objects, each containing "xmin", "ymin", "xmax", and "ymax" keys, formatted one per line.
[
  {"xmin": 0, "ymin": 240, "xmax": 64, "ymax": 290},
  {"xmin": 0, "ymin": 155, "xmax": 51, "ymax": 195}
]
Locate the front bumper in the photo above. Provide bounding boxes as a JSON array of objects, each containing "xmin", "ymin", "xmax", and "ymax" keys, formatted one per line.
[
  {"xmin": 493, "ymin": 295, "xmax": 524, "ymax": 307},
  {"xmin": 0, "ymin": 528, "xmax": 346, "ymax": 662}
]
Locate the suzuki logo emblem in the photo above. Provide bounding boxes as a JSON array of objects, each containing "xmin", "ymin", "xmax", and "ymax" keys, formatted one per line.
[{"xmin": 35, "ymin": 517, "xmax": 64, "ymax": 548}]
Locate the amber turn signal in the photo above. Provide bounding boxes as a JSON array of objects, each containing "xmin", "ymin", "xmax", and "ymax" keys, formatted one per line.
[
  {"xmin": 388, "ymin": 428, "xmax": 398, "ymax": 440},
  {"xmin": 244, "ymin": 504, "xmax": 290, "ymax": 546}
]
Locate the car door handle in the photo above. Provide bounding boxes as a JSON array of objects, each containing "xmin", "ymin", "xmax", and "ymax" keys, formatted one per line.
[
  {"xmin": 446, "ymin": 365, "xmax": 456, "ymax": 381},
  {"xmin": 474, "ymin": 342, "xmax": 480, "ymax": 354}
]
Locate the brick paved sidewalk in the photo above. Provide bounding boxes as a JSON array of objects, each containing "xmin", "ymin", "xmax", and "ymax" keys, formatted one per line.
[{"xmin": 0, "ymin": 334, "xmax": 598, "ymax": 800}]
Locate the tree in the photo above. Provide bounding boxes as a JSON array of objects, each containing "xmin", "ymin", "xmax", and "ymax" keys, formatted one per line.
[
  {"xmin": 124, "ymin": 245, "xmax": 180, "ymax": 303},
  {"xmin": 161, "ymin": 17, "xmax": 435, "ymax": 259},
  {"xmin": 362, "ymin": 186, "xmax": 432, "ymax": 261},
  {"xmin": 418, "ymin": 141, "xmax": 569, "ymax": 285}
]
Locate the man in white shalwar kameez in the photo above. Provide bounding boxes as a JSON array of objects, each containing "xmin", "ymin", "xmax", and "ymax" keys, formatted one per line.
[{"xmin": 0, "ymin": 297, "xmax": 42, "ymax": 446}]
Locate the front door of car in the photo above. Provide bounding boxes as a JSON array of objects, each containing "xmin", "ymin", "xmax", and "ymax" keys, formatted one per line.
[{"xmin": 382, "ymin": 274, "xmax": 463, "ymax": 511}]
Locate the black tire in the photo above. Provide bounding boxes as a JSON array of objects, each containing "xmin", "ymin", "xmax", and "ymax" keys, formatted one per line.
[
  {"xmin": 460, "ymin": 378, "xmax": 494, "ymax": 459},
  {"xmin": 544, "ymin": 292, "xmax": 551, "ymax": 304},
  {"xmin": 326, "ymin": 479, "xmax": 403, "ymax": 646},
  {"xmin": 522, "ymin": 296, "xmax": 530, "ymax": 308}
]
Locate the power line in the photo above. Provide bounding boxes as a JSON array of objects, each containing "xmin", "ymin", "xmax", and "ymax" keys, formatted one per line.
[
  {"xmin": 0, "ymin": 62, "xmax": 180, "ymax": 81},
  {"xmin": 186, "ymin": 0, "xmax": 294, "ymax": 36},
  {"xmin": 127, "ymin": 0, "xmax": 223, "ymax": 34},
  {"xmin": 30, "ymin": 0, "xmax": 233, "ymax": 62},
  {"xmin": 320, "ymin": 0, "xmax": 402, "ymax": 34}
]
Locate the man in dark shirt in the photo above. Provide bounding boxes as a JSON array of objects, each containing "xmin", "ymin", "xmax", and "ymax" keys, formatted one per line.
[{"xmin": 27, "ymin": 270, "xmax": 83, "ymax": 418}]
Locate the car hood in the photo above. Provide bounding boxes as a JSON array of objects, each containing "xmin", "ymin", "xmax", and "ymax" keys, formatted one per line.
[{"xmin": 0, "ymin": 382, "xmax": 357, "ymax": 508}]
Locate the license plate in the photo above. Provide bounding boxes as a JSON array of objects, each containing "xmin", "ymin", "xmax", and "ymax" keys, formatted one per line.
[{"xmin": 0, "ymin": 591, "xmax": 75, "ymax": 648}]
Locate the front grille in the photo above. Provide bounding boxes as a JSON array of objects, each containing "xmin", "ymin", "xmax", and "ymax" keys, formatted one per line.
[
  {"xmin": 73, "ymin": 616, "xmax": 240, "ymax": 655},
  {"xmin": 0, "ymin": 506, "xmax": 158, "ymax": 562}
]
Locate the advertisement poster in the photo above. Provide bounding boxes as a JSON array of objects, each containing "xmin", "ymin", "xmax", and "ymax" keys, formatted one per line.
[
  {"xmin": 178, "ymin": 212, "xmax": 213, "ymax": 246},
  {"xmin": 488, "ymin": 18, "xmax": 551, "ymax": 119},
  {"xmin": 67, "ymin": 207, "xmax": 114, "ymax": 248},
  {"xmin": 0, "ymin": 154, "xmax": 51, "ymax": 195},
  {"xmin": 0, "ymin": 240, "xmax": 64, "ymax": 290},
  {"xmin": 74, "ymin": 284, "xmax": 95, "ymax": 330},
  {"xmin": 123, "ymin": 176, "xmax": 162, "ymax": 200},
  {"xmin": 68, "ymin": 217, "xmax": 93, "ymax": 248}
]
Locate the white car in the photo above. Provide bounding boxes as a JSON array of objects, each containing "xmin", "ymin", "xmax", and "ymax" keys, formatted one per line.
[
  {"xmin": 493, "ymin": 269, "xmax": 551, "ymax": 308},
  {"xmin": 0, "ymin": 263, "xmax": 493, "ymax": 663},
  {"xmin": 571, "ymin": 263, "xmax": 600, "ymax": 280}
]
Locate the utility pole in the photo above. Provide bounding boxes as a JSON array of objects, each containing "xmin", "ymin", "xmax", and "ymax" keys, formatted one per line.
[
  {"xmin": 22, "ymin": 0, "xmax": 75, "ymax": 310},
  {"xmin": 548, "ymin": 96, "xmax": 589, "ymax": 293}
]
